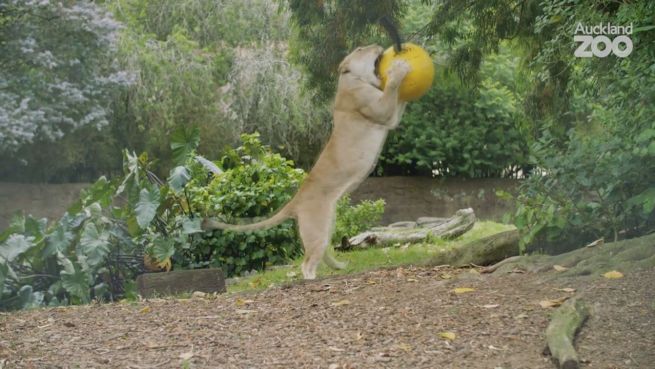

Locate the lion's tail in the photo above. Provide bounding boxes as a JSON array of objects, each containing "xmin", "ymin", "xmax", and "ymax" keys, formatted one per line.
[{"xmin": 201, "ymin": 203, "xmax": 294, "ymax": 232}]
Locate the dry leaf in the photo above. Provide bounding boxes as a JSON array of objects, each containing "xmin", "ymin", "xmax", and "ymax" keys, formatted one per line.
[
  {"xmin": 396, "ymin": 343, "xmax": 412, "ymax": 352},
  {"xmin": 482, "ymin": 304, "xmax": 500, "ymax": 309},
  {"xmin": 538, "ymin": 296, "xmax": 569, "ymax": 308},
  {"xmin": 407, "ymin": 278, "xmax": 418, "ymax": 282},
  {"xmin": 191, "ymin": 291, "xmax": 206, "ymax": 298},
  {"xmin": 439, "ymin": 273, "xmax": 453, "ymax": 280},
  {"xmin": 235, "ymin": 298, "xmax": 254, "ymax": 307},
  {"xmin": 139, "ymin": 306, "xmax": 151, "ymax": 314},
  {"xmin": 553, "ymin": 265, "xmax": 568, "ymax": 272},
  {"xmin": 603, "ymin": 270, "xmax": 624, "ymax": 279},
  {"xmin": 366, "ymin": 279, "xmax": 377, "ymax": 285},
  {"xmin": 249, "ymin": 277, "xmax": 263, "ymax": 288},
  {"xmin": 554, "ymin": 287, "xmax": 576, "ymax": 293},
  {"xmin": 331, "ymin": 299, "xmax": 351, "ymax": 307},
  {"xmin": 452, "ymin": 287, "xmax": 476, "ymax": 294},
  {"xmin": 235, "ymin": 309, "xmax": 256, "ymax": 315},
  {"xmin": 438, "ymin": 332, "xmax": 456, "ymax": 341},
  {"xmin": 179, "ymin": 351, "xmax": 194, "ymax": 360}
]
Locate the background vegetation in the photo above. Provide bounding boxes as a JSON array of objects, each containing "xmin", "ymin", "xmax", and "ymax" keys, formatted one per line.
[{"xmin": 1, "ymin": 0, "xmax": 653, "ymax": 309}]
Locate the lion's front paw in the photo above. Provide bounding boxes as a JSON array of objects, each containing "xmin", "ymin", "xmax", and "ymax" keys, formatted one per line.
[{"xmin": 388, "ymin": 60, "xmax": 411, "ymax": 85}]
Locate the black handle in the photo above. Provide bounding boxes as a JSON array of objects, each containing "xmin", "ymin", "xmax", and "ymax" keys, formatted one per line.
[{"xmin": 379, "ymin": 16, "xmax": 403, "ymax": 53}]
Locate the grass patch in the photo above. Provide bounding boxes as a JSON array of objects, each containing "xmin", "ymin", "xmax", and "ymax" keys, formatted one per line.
[{"xmin": 228, "ymin": 221, "xmax": 514, "ymax": 293}]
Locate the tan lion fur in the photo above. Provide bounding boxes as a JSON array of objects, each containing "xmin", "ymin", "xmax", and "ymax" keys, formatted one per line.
[{"xmin": 203, "ymin": 45, "xmax": 410, "ymax": 279}]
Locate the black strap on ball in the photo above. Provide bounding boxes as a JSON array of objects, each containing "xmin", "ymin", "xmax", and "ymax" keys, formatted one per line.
[{"xmin": 379, "ymin": 16, "xmax": 403, "ymax": 53}]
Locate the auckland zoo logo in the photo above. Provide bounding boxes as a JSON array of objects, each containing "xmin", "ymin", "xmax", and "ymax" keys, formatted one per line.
[{"xmin": 574, "ymin": 22, "xmax": 633, "ymax": 58}]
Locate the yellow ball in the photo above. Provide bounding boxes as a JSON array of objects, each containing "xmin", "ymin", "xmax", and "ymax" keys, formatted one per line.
[{"xmin": 377, "ymin": 43, "xmax": 435, "ymax": 101}]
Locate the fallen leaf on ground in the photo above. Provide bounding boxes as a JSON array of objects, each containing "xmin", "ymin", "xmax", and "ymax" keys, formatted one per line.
[
  {"xmin": 331, "ymin": 299, "xmax": 351, "ymax": 307},
  {"xmin": 179, "ymin": 351, "xmax": 193, "ymax": 360},
  {"xmin": 554, "ymin": 287, "xmax": 576, "ymax": 293},
  {"xmin": 407, "ymin": 278, "xmax": 418, "ymax": 282},
  {"xmin": 235, "ymin": 309, "xmax": 256, "ymax": 315},
  {"xmin": 139, "ymin": 306, "xmax": 151, "ymax": 314},
  {"xmin": 603, "ymin": 270, "xmax": 624, "ymax": 279},
  {"xmin": 452, "ymin": 287, "xmax": 476, "ymax": 294},
  {"xmin": 538, "ymin": 296, "xmax": 570, "ymax": 308},
  {"xmin": 438, "ymin": 332, "xmax": 456, "ymax": 341},
  {"xmin": 482, "ymin": 304, "xmax": 500, "ymax": 309},
  {"xmin": 396, "ymin": 343, "xmax": 412, "ymax": 352},
  {"xmin": 235, "ymin": 298, "xmax": 254, "ymax": 306},
  {"xmin": 439, "ymin": 273, "xmax": 453, "ymax": 280},
  {"xmin": 553, "ymin": 265, "xmax": 568, "ymax": 272}
]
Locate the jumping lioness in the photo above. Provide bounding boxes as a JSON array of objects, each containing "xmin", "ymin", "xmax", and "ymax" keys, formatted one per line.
[{"xmin": 203, "ymin": 45, "xmax": 411, "ymax": 279}]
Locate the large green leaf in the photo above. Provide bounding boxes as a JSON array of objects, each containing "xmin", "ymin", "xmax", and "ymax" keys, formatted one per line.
[
  {"xmin": 44, "ymin": 226, "xmax": 74, "ymax": 257},
  {"xmin": 168, "ymin": 166, "xmax": 191, "ymax": 193},
  {"xmin": 152, "ymin": 236, "xmax": 175, "ymax": 261},
  {"xmin": 116, "ymin": 150, "xmax": 140, "ymax": 196},
  {"xmin": 78, "ymin": 223, "xmax": 110, "ymax": 267},
  {"xmin": 58, "ymin": 255, "xmax": 91, "ymax": 303},
  {"xmin": 0, "ymin": 234, "xmax": 36, "ymax": 262},
  {"xmin": 170, "ymin": 126, "xmax": 200, "ymax": 165},
  {"xmin": 135, "ymin": 187, "xmax": 160, "ymax": 229},
  {"xmin": 195, "ymin": 155, "xmax": 223, "ymax": 175},
  {"xmin": 17, "ymin": 285, "xmax": 44, "ymax": 309},
  {"xmin": 182, "ymin": 217, "xmax": 203, "ymax": 235},
  {"xmin": 0, "ymin": 262, "xmax": 17, "ymax": 295}
]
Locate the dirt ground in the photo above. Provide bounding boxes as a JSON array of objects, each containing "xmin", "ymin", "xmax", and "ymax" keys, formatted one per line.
[{"xmin": 1, "ymin": 266, "xmax": 653, "ymax": 369}]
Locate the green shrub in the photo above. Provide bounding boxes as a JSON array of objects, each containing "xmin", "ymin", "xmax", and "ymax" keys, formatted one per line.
[
  {"xmin": 380, "ymin": 80, "xmax": 529, "ymax": 177},
  {"xmin": 0, "ymin": 177, "xmax": 142, "ymax": 310},
  {"xmin": 510, "ymin": 124, "xmax": 655, "ymax": 254},
  {"xmin": 333, "ymin": 196, "xmax": 385, "ymax": 245},
  {"xmin": 181, "ymin": 133, "xmax": 305, "ymax": 276}
]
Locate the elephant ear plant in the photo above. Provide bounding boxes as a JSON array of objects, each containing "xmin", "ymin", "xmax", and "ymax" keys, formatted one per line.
[{"xmin": 0, "ymin": 130, "xmax": 386, "ymax": 310}]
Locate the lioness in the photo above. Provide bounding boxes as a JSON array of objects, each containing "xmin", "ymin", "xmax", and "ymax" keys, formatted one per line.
[{"xmin": 203, "ymin": 45, "xmax": 411, "ymax": 279}]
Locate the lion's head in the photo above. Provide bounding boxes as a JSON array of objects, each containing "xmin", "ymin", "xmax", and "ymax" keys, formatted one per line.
[{"xmin": 338, "ymin": 44, "xmax": 384, "ymax": 89}]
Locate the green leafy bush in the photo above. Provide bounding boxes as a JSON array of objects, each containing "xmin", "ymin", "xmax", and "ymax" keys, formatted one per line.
[
  {"xmin": 333, "ymin": 196, "xmax": 385, "ymax": 245},
  {"xmin": 511, "ymin": 127, "xmax": 655, "ymax": 254},
  {"xmin": 380, "ymin": 80, "xmax": 529, "ymax": 177},
  {"xmin": 181, "ymin": 133, "xmax": 306, "ymax": 276},
  {"xmin": 0, "ymin": 177, "xmax": 142, "ymax": 310},
  {"xmin": 0, "ymin": 132, "xmax": 390, "ymax": 309}
]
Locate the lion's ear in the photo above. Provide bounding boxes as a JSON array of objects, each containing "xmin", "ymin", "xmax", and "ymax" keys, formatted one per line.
[{"xmin": 338, "ymin": 59, "xmax": 349, "ymax": 74}]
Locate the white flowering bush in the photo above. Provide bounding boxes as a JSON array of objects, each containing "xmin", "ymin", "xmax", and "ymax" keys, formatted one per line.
[{"xmin": 0, "ymin": 0, "xmax": 134, "ymax": 152}]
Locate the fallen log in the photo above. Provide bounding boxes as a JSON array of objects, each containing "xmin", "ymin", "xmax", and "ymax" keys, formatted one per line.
[
  {"xmin": 546, "ymin": 298, "xmax": 589, "ymax": 369},
  {"xmin": 340, "ymin": 208, "xmax": 476, "ymax": 250},
  {"xmin": 428, "ymin": 229, "xmax": 520, "ymax": 267}
]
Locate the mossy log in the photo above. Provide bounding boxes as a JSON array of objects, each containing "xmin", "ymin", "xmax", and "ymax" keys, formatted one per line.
[
  {"xmin": 340, "ymin": 208, "xmax": 476, "ymax": 250},
  {"xmin": 484, "ymin": 233, "xmax": 655, "ymax": 277},
  {"xmin": 427, "ymin": 229, "xmax": 520, "ymax": 267},
  {"xmin": 546, "ymin": 298, "xmax": 590, "ymax": 369}
]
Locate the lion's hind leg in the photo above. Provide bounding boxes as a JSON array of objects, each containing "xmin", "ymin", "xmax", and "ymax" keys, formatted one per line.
[{"xmin": 297, "ymin": 205, "xmax": 338, "ymax": 280}]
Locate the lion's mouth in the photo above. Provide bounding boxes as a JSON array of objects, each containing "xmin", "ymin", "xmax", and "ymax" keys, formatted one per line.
[{"xmin": 373, "ymin": 52, "xmax": 383, "ymax": 89}]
